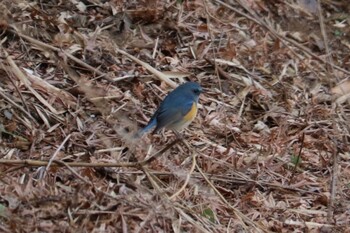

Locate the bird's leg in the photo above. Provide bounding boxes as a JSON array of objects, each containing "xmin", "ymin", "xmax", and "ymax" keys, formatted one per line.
[
  {"xmin": 173, "ymin": 130, "xmax": 183, "ymax": 140},
  {"xmin": 173, "ymin": 130, "xmax": 192, "ymax": 150}
]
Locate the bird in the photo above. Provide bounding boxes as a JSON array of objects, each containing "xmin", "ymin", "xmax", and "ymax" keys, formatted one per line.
[{"xmin": 136, "ymin": 82, "xmax": 203, "ymax": 137}]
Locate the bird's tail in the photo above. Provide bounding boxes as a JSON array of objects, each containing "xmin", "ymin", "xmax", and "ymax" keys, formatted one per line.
[{"xmin": 133, "ymin": 119, "xmax": 157, "ymax": 138}]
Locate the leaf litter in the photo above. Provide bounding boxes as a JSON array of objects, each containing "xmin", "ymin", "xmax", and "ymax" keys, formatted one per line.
[{"xmin": 0, "ymin": 0, "xmax": 349, "ymax": 232}]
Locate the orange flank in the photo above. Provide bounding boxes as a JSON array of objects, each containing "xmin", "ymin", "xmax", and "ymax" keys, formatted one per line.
[{"xmin": 183, "ymin": 102, "xmax": 198, "ymax": 122}]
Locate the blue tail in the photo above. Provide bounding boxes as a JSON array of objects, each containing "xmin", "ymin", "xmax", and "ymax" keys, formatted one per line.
[{"xmin": 134, "ymin": 118, "xmax": 157, "ymax": 138}]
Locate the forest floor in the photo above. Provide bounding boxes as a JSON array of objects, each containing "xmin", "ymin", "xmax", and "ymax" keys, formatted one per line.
[{"xmin": 0, "ymin": 0, "xmax": 349, "ymax": 232}]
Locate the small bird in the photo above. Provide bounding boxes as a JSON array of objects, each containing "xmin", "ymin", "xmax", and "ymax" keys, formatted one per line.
[{"xmin": 136, "ymin": 82, "xmax": 203, "ymax": 137}]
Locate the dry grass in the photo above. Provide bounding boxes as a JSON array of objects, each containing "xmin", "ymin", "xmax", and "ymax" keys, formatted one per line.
[{"xmin": 0, "ymin": 0, "xmax": 349, "ymax": 232}]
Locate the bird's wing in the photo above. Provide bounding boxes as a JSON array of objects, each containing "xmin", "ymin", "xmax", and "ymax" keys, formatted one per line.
[{"xmin": 155, "ymin": 98, "xmax": 194, "ymax": 131}]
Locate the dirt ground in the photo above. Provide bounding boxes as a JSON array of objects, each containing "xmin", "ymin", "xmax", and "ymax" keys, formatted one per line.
[{"xmin": 0, "ymin": 0, "xmax": 349, "ymax": 232}]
